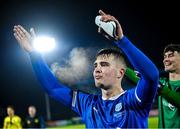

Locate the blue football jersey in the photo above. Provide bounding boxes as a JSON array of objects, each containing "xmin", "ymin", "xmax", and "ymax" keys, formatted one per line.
[{"xmin": 72, "ymin": 88, "xmax": 151, "ymax": 128}]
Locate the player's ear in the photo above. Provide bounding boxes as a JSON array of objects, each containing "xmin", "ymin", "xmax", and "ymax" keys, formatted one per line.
[{"xmin": 117, "ymin": 68, "xmax": 125, "ymax": 78}]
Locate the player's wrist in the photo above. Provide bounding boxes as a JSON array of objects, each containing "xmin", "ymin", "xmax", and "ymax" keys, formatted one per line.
[{"xmin": 115, "ymin": 34, "xmax": 124, "ymax": 41}]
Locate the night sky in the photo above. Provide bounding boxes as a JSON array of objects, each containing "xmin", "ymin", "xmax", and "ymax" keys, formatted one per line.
[{"xmin": 0, "ymin": 0, "xmax": 180, "ymax": 123}]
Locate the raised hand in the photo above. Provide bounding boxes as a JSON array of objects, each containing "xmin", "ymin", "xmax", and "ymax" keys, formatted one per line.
[
  {"xmin": 13, "ymin": 25, "xmax": 35, "ymax": 52},
  {"xmin": 98, "ymin": 10, "xmax": 124, "ymax": 40}
]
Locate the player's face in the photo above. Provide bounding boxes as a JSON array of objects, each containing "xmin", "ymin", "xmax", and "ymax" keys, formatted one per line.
[
  {"xmin": 163, "ymin": 51, "xmax": 180, "ymax": 72},
  {"xmin": 7, "ymin": 107, "xmax": 14, "ymax": 116},
  {"xmin": 28, "ymin": 107, "xmax": 36, "ymax": 117},
  {"xmin": 93, "ymin": 55, "xmax": 124, "ymax": 89}
]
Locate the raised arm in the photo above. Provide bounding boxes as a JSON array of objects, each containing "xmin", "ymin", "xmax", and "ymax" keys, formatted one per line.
[
  {"xmin": 13, "ymin": 25, "xmax": 73, "ymax": 106},
  {"xmin": 116, "ymin": 36, "xmax": 159, "ymax": 104},
  {"xmin": 29, "ymin": 52, "xmax": 73, "ymax": 106},
  {"xmin": 98, "ymin": 10, "xmax": 159, "ymax": 104}
]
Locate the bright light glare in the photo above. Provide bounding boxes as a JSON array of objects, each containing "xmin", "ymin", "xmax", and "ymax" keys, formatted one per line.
[{"xmin": 33, "ymin": 36, "xmax": 56, "ymax": 52}]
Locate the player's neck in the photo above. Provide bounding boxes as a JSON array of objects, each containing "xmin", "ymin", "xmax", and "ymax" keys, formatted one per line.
[
  {"xmin": 101, "ymin": 85, "xmax": 124, "ymax": 100},
  {"xmin": 169, "ymin": 70, "xmax": 180, "ymax": 81},
  {"xmin": 9, "ymin": 114, "xmax": 14, "ymax": 118}
]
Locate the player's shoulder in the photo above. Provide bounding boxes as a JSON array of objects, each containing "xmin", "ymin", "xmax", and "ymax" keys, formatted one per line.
[
  {"xmin": 122, "ymin": 88, "xmax": 136, "ymax": 101},
  {"xmin": 125, "ymin": 88, "xmax": 135, "ymax": 95},
  {"xmin": 159, "ymin": 77, "xmax": 168, "ymax": 86},
  {"xmin": 115, "ymin": 90, "xmax": 128, "ymax": 101},
  {"xmin": 160, "ymin": 77, "xmax": 167, "ymax": 82},
  {"xmin": 78, "ymin": 90, "xmax": 99, "ymax": 102},
  {"xmin": 14, "ymin": 115, "xmax": 21, "ymax": 120},
  {"xmin": 4, "ymin": 116, "xmax": 10, "ymax": 120}
]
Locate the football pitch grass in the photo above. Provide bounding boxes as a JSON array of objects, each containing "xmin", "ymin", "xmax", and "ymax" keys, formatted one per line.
[{"xmin": 51, "ymin": 116, "xmax": 158, "ymax": 128}]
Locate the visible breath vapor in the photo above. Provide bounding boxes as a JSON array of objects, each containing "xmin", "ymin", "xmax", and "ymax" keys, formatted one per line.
[{"xmin": 51, "ymin": 47, "xmax": 95, "ymax": 86}]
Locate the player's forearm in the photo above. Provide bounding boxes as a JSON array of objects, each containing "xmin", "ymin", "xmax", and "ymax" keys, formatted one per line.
[
  {"xmin": 29, "ymin": 52, "xmax": 73, "ymax": 106},
  {"xmin": 159, "ymin": 86, "xmax": 180, "ymax": 108},
  {"xmin": 115, "ymin": 36, "xmax": 159, "ymax": 82}
]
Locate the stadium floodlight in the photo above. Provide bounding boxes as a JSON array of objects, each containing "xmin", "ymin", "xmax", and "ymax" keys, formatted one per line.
[{"xmin": 33, "ymin": 36, "xmax": 56, "ymax": 53}]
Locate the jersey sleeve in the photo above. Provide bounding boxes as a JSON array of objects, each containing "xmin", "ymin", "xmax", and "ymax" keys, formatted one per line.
[
  {"xmin": 115, "ymin": 36, "xmax": 159, "ymax": 105},
  {"xmin": 29, "ymin": 52, "xmax": 73, "ymax": 107},
  {"xmin": 71, "ymin": 91, "xmax": 94, "ymax": 118},
  {"xmin": 159, "ymin": 78, "xmax": 180, "ymax": 108},
  {"xmin": 160, "ymin": 86, "xmax": 180, "ymax": 108}
]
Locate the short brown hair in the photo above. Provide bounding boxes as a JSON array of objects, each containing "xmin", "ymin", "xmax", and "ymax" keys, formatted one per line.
[
  {"xmin": 96, "ymin": 48, "xmax": 127, "ymax": 68},
  {"xmin": 163, "ymin": 44, "xmax": 180, "ymax": 55}
]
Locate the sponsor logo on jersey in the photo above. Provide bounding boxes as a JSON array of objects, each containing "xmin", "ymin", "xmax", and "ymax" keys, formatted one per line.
[
  {"xmin": 114, "ymin": 103, "xmax": 125, "ymax": 118},
  {"xmin": 115, "ymin": 103, "xmax": 122, "ymax": 112}
]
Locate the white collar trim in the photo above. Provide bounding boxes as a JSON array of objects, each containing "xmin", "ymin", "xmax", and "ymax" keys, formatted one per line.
[{"xmin": 102, "ymin": 90, "xmax": 127, "ymax": 100}]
